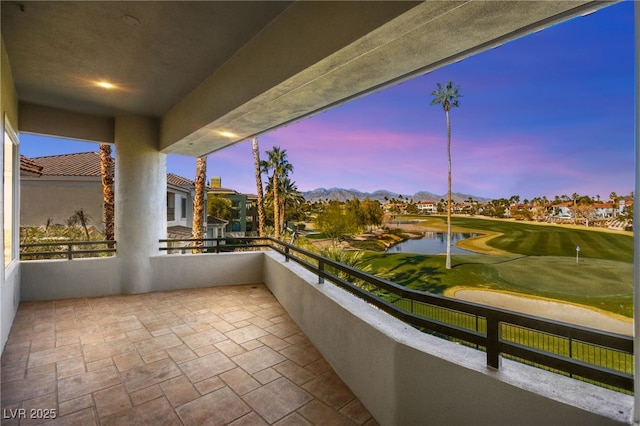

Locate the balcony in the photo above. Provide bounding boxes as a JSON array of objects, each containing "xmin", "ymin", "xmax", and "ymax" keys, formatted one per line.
[
  {"xmin": 1, "ymin": 283, "xmax": 373, "ymax": 425},
  {"xmin": 3, "ymin": 246, "xmax": 633, "ymax": 425}
]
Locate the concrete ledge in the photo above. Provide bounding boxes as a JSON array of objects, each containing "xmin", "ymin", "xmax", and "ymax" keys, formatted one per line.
[
  {"xmin": 20, "ymin": 252, "xmax": 264, "ymax": 301},
  {"xmin": 21, "ymin": 257, "xmax": 121, "ymax": 300},
  {"xmin": 149, "ymin": 252, "xmax": 263, "ymax": 291},
  {"xmin": 262, "ymin": 251, "xmax": 632, "ymax": 426}
]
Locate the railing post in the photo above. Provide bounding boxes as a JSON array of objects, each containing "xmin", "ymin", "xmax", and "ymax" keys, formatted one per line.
[
  {"xmin": 318, "ymin": 260, "xmax": 324, "ymax": 284},
  {"xmin": 486, "ymin": 316, "xmax": 500, "ymax": 369},
  {"xmin": 67, "ymin": 243, "xmax": 73, "ymax": 260},
  {"xmin": 284, "ymin": 246, "xmax": 289, "ymax": 262}
]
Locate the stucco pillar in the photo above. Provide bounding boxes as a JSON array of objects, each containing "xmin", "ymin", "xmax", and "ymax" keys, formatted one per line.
[{"xmin": 115, "ymin": 116, "xmax": 167, "ymax": 294}]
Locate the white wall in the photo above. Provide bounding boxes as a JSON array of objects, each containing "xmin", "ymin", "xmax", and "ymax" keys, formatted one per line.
[
  {"xmin": 262, "ymin": 251, "xmax": 632, "ymax": 426},
  {"xmin": 1, "ymin": 36, "xmax": 20, "ymax": 351},
  {"xmin": 19, "ymin": 252, "xmax": 263, "ymax": 301}
]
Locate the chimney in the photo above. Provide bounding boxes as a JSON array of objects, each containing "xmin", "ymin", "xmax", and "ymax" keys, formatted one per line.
[{"xmin": 211, "ymin": 176, "xmax": 221, "ymax": 188}]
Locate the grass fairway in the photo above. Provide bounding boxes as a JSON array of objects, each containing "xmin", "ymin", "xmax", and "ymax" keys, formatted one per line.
[{"xmin": 365, "ymin": 216, "xmax": 633, "ymax": 317}]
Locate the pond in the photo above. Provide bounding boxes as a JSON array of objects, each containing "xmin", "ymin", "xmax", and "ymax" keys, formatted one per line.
[{"xmin": 387, "ymin": 232, "xmax": 479, "ymax": 255}]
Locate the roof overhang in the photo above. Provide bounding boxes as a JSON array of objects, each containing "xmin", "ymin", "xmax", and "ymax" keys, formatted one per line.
[{"xmin": 1, "ymin": 1, "xmax": 617, "ymax": 156}]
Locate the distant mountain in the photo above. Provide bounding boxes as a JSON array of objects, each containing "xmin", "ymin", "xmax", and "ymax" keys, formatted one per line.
[{"xmin": 302, "ymin": 187, "xmax": 490, "ymax": 204}]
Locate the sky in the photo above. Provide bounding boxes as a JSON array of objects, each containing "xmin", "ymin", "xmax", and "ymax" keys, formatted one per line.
[{"xmin": 20, "ymin": 1, "xmax": 635, "ymax": 201}]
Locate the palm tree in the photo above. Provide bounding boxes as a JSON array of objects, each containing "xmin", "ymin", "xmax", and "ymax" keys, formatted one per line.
[
  {"xmin": 99, "ymin": 144, "xmax": 114, "ymax": 246},
  {"xmin": 261, "ymin": 147, "xmax": 293, "ymax": 239},
  {"xmin": 266, "ymin": 176, "xmax": 304, "ymax": 233},
  {"xmin": 191, "ymin": 156, "xmax": 207, "ymax": 253},
  {"xmin": 431, "ymin": 81, "xmax": 462, "ymax": 269},
  {"xmin": 67, "ymin": 209, "xmax": 92, "ymax": 240},
  {"xmin": 252, "ymin": 137, "xmax": 266, "ymax": 237}
]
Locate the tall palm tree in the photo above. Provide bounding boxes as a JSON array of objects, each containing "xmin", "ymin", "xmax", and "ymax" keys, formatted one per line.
[
  {"xmin": 191, "ymin": 156, "xmax": 207, "ymax": 253},
  {"xmin": 431, "ymin": 81, "xmax": 461, "ymax": 269},
  {"xmin": 99, "ymin": 144, "xmax": 114, "ymax": 246},
  {"xmin": 261, "ymin": 147, "xmax": 293, "ymax": 239},
  {"xmin": 252, "ymin": 137, "xmax": 266, "ymax": 237},
  {"xmin": 266, "ymin": 176, "xmax": 304, "ymax": 233}
]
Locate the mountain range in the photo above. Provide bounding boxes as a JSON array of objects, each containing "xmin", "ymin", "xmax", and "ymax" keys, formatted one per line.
[{"xmin": 302, "ymin": 187, "xmax": 491, "ymax": 204}]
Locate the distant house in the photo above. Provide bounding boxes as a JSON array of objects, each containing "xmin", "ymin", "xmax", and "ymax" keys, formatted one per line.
[
  {"xmin": 551, "ymin": 202, "xmax": 573, "ymax": 218},
  {"xmin": 20, "ymin": 152, "xmax": 201, "ymax": 234},
  {"xmin": 416, "ymin": 201, "xmax": 437, "ymax": 214},
  {"xmin": 593, "ymin": 202, "xmax": 614, "ymax": 219}
]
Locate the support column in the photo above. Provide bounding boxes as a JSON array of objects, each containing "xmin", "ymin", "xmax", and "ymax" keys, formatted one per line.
[{"xmin": 115, "ymin": 116, "xmax": 166, "ymax": 294}]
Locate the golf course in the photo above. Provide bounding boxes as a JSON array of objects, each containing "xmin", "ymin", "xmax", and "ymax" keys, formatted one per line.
[{"xmin": 363, "ymin": 216, "xmax": 633, "ymax": 319}]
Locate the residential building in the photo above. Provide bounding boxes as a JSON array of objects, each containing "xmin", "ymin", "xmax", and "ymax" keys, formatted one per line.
[
  {"xmin": 20, "ymin": 152, "xmax": 201, "ymax": 232},
  {"xmin": 1, "ymin": 2, "xmax": 634, "ymax": 424},
  {"xmin": 416, "ymin": 200, "xmax": 437, "ymax": 213}
]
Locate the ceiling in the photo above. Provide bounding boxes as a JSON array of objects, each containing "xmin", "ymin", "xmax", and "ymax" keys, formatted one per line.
[{"xmin": 1, "ymin": 1, "xmax": 616, "ymax": 157}]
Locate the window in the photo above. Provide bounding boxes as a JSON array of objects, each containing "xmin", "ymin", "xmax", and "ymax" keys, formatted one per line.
[
  {"xmin": 3, "ymin": 117, "xmax": 18, "ymax": 268},
  {"xmin": 181, "ymin": 197, "xmax": 187, "ymax": 219},
  {"xmin": 167, "ymin": 192, "xmax": 175, "ymax": 221}
]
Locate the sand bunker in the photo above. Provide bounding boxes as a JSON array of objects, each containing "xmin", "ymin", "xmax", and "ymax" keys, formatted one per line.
[{"xmin": 452, "ymin": 288, "xmax": 632, "ymax": 336}]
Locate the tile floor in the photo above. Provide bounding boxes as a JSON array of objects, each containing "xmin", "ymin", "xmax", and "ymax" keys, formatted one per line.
[{"xmin": 1, "ymin": 284, "xmax": 377, "ymax": 425}]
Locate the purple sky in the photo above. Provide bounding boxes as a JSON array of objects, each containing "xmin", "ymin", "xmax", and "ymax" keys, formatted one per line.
[{"xmin": 21, "ymin": 2, "xmax": 635, "ymax": 201}]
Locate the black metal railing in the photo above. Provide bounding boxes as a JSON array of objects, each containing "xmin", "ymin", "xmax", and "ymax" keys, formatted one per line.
[
  {"xmin": 20, "ymin": 240, "xmax": 116, "ymax": 260},
  {"xmin": 162, "ymin": 236, "xmax": 633, "ymax": 393}
]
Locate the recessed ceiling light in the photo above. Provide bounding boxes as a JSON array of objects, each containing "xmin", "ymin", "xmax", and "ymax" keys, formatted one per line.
[
  {"xmin": 95, "ymin": 81, "xmax": 117, "ymax": 90},
  {"xmin": 218, "ymin": 131, "xmax": 237, "ymax": 138}
]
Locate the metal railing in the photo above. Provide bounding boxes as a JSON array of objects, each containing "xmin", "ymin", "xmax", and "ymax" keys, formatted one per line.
[
  {"xmin": 20, "ymin": 240, "xmax": 116, "ymax": 260},
  {"xmin": 162, "ymin": 236, "xmax": 633, "ymax": 393}
]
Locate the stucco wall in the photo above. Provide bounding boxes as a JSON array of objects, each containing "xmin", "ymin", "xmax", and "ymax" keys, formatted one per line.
[
  {"xmin": 262, "ymin": 251, "xmax": 632, "ymax": 426},
  {"xmin": 1, "ymin": 37, "xmax": 20, "ymax": 352},
  {"xmin": 21, "ymin": 257, "xmax": 121, "ymax": 300},
  {"xmin": 19, "ymin": 252, "xmax": 263, "ymax": 301},
  {"xmin": 20, "ymin": 178, "xmax": 103, "ymax": 230}
]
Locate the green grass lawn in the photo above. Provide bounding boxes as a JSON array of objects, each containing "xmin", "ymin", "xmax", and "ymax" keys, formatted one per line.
[{"xmin": 364, "ymin": 216, "xmax": 633, "ymax": 317}]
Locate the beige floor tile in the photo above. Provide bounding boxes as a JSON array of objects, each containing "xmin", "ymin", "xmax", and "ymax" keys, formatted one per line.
[
  {"xmin": 220, "ymin": 367, "xmax": 261, "ymax": 395},
  {"xmin": 121, "ymin": 358, "xmax": 182, "ymax": 393},
  {"xmin": 1, "ymin": 372, "xmax": 57, "ymax": 406},
  {"xmin": 129, "ymin": 384, "xmax": 164, "ymax": 406},
  {"xmin": 274, "ymin": 412, "xmax": 313, "ymax": 425},
  {"xmin": 193, "ymin": 375, "xmax": 226, "ymax": 395},
  {"xmin": 252, "ymin": 367, "xmax": 282, "ymax": 385},
  {"xmin": 266, "ymin": 321, "xmax": 302, "ymax": 339},
  {"xmin": 340, "ymin": 398, "xmax": 374, "ymax": 425},
  {"xmin": 101, "ymin": 396, "xmax": 180, "ymax": 425},
  {"xmin": 179, "ymin": 351, "xmax": 236, "ymax": 383},
  {"xmin": 82, "ymin": 340, "xmax": 134, "ymax": 364},
  {"xmin": 280, "ymin": 341, "xmax": 323, "ymax": 367},
  {"xmin": 302, "ymin": 370, "xmax": 355, "ymax": 410},
  {"xmin": 259, "ymin": 334, "xmax": 290, "ymax": 351},
  {"xmin": 58, "ymin": 365, "xmax": 121, "ymax": 402},
  {"xmin": 215, "ymin": 339, "xmax": 246, "ymax": 357},
  {"xmin": 58, "ymin": 394, "xmax": 93, "ymax": 417},
  {"xmin": 160, "ymin": 375, "xmax": 200, "ymax": 407},
  {"xmin": 46, "ymin": 407, "xmax": 98, "ymax": 426},
  {"xmin": 298, "ymin": 399, "xmax": 356, "ymax": 426},
  {"xmin": 113, "ymin": 350, "xmax": 144, "ymax": 372},
  {"xmin": 274, "ymin": 360, "xmax": 316, "ymax": 386},
  {"xmin": 176, "ymin": 386, "xmax": 251, "ymax": 425},
  {"xmin": 166, "ymin": 344, "xmax": 198, "ymax": 364},
  {"xmin": 229, "ymin": 411, "xmax": 269, "ymax": 426},
  {"xmin": 243, "ymin": 377, "xmax": 313, "ymax": 424},
  {"xmin": 57, "ymin": 357, "xmax": 86, "ymax": 379},
  {"xmin": 232, "ymin": 346, "xmax": 285, "ymax": 374},
  {"xmin": 182, "ymin": 329, "xmax": 228, "ymax": 350},
  {"xmin": 134, "ymin": 333, "xmax": 182, "ymax": 355},
  {"xmin": 28, "ymin": 344, "xmax": 82, "ymax": 368},
  {"xmin": 93, "ymin": 384, "xmax": 133, "ymax": 419}
]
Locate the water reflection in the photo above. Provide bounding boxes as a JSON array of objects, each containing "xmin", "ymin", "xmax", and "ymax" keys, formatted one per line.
[{"xmin": 388, "ymin": 232, "xmax": 478, "ymax": 255}]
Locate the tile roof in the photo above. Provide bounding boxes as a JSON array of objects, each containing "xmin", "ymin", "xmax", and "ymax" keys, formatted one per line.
[
  {"xmin": 167, "ymin": 173, "xmax": 194, "ymax": 187},
  {"xmin": 23, "ymin": 153, "xmax": 198, "ymax": 188},
  {"xmin": 30, "ymin": 152, "xmax": 102, "ymax": 177},
  {"xmin": 19, "ymin": 155, "xmax": 43, "ymax": 175}
]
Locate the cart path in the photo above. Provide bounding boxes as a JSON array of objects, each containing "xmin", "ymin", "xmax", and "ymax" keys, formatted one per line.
[{"xmin": 450, "ymin": 288, "xmax": 632, "ymax": 336}]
